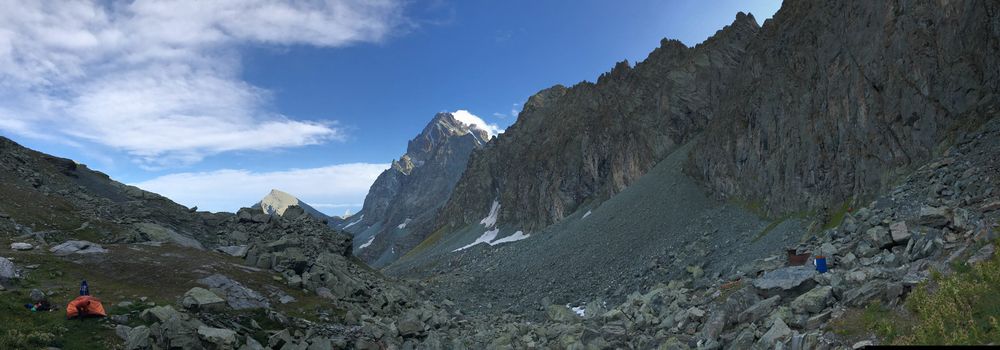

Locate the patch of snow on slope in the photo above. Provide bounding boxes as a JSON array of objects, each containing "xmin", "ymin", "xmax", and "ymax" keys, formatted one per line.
[
  {"xmin": 453, "ymin": 228, "xmax": 499, "ymax": 252},
  {"xmin": 342, "ymin": 214, "xmax": 364, "ymax": 229},
  {"xmin": 582, "ymin": 210, "xmax": 592, "ymax": 219},
  {"xmin": 358, "ymin": 235, "xmax": 375, "ymax": 249},
  {"xmin": 397, "ymin": 218, "xmax": 411, "ymax": 229},
  {"xmin": 568, "ymin": 304, "xmax": 586, "ymax": 317},
  {"xmin": 489, "ymin": 231, "xmax": 530, "ymax": 245},
  {"xmin": 480, "ymin": 200, "xmax": 500, "ymax": 228}
]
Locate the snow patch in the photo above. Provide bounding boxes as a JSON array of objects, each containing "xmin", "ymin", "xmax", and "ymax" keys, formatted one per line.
[
  {"xmin": 490, "ymin": 231, "xmax": 530, "ymax": 245},
  {"xmin": 582, "ymin": 210, "xmax": 592, "ymax": 219},
  {"xmin": 342, "ymin": 214, "xmax": 364, "ymax": 229},
  {"xmin": 397, "ymin": 218, "xmax": 411, "ymax": 229},
  {"xmin": 358, "ymin": 235, "xmax": 375, "ymax": 250},
  {"xmin": 480, "ymin": 200, "xmax": 500, "ymax": 228},
  {"xmin": 568, "ymin": 305, "xmax": 586, "ymax": 317},
  {"xmin": 453, "ymin": 228, "xmax": 499, "ymax": 252}
]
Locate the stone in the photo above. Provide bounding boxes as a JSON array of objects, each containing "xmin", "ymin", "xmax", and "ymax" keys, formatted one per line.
[
  {"xmin": 731, "ymin": 328, "xmax": 756, "ymax": 349},
  {"xmin": 687, "ymin": 265, "xmax": 704, "ymax": 279},
  {"xmin": 10, "ymin": 242, "xmax": 33, "ymax": 250},
  {"xmin": 243, "ymin": 337, "xmax": 265, "ymax": 350},
  {"xmin": 134, "ymin": 222, "xmax": 205, "ymax": 250},
  {"xmin": 759, "ymin": 317, "xmax": 792, "ymax": 346},
  {"xmin": 29, "ymin": 288, "xmax": 45, "ymax": 302},
  {"xmin": 917, "ymin": 206, "xmax": 950, "ymax": 228},
  {"xmin": 49, "ymin": 240, "xmax": 108, "ymax": 256},
  {"xmin": 866, "ymin": 226, "xmax": 892, "ymax": 249},
  {"xmin": 0, "ymin": 257, "xmax": 16, "ymax": 279},
  {"xmin": 791, "ymin": 286, "xmax": 833, "ymax": 314},
  {"xmin": 197, "ymin": 326, "xmax": 237, "ymax": 348},
  {"xmin": 197, "ymin": 274, "xmax": 270, "ymax": 310},
  {"xmin": 215, "ymin": 245, "xmax": 249, "ymax": 257},
  {"xmin": 141, "ymin": 305, "xmax": 182, "ymax": 323},
  {"xmin": 739, "ymin": 295, "xmax": 781, "ymax": 323},
  {"xmin": 967, "ymin": 244, "xmax": 995, "ymax": 265},
  {"xmin": 700, "ymin": 310, "xmax": 727, "ymax": 341},
  {"xmin": 111, "ymin": 315, "xmax": 130, "ymax": 324},
  {"xmin": 980, "ymin": 200, "xmax": 1000, "ymax": 213},
  {"xmin": 397, "ymin": 315, "xmax": 426, "ymax": 337},
  {"xmin": 805, "ymin": 311, "xmax": 832, "ymax": 330},
  {"xmin": 125, "ymin": 325, "xmax": 151, "ymax": 350},
  {"xmin": 687, "ymin": 307, "xmax": 706, "ymax": 320},
  {"xmin": 818, "ymin": 243, "xmax": 837, "ymax": 259},
  {"xmin": 181, "ymin": 287, "xmax": 226, "ymax": 311},
  {"xmin": 889, "ymin": 222, "xmax": 910, "ymax": 244},
  {"xmin": 752, "ymin": 266, "xmax": 817, "ymax": 295},
  {"xmin": 116, "ymin": 325, "xmax": 132, "ymax": 341}
]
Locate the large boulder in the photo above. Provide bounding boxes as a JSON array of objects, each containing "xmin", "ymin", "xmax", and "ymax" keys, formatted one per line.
[
  {"xmin": 182, "ymin": 287, "xmax": 226, "ymax": 312},
  {"xmin": 135, "ymin": 223, "xmax": 205, "ymax": 250},
  {"xmin": 791, "ymin": 286, "xmax": 833, "ymax": 314},
  {"xmin": 197, "ymin": 326, "xmax": 237, "ymax": 348},
  {"xmin": 215, "ymin": 245, "xmax": 248, "ymax": 258},
  {"xmin": 10, "ymin": 242, "xmax": 33, "ymax": 251},
  {"xmin": 866, "ymin": 226, "xmax": 893, "ymax": 249},
  {"xmin": 917, "ymin": 206, "xmax": 950, "ymax": 228},
  {"xmin": 0, "ymin": 257, "xmax": 16, "ymax": 279},
  {"xmin": 758, "ymin": 317, "xmax": 792, "ymax": 346},
  {"xmin": 49, "ymin": 240, "xmax": 108, "ymax": 256},
  {"xmin": 141, "ymin": 305, "xmax": 183, "ymax": 323},
  {"xmin": 889, "ymin": 221, "xmax": 910, "ymax": 244},
  {"xmin": 197, "ymin": 274, "xmax": 269, "ymax": 310},
  {"xmin": 752, "ymin": 266, "xmax": 817, "ymax": 296},
  {"xmin": 546, "ymin": 304, "xmax": 582, "ymax": 323},
  {"xmin": 739, "ymin": 295, "xmax": 781, "ymax": 323},
  {"xmin": 125, "ymin": 325, "xmax": 151, "ymax": 350}
]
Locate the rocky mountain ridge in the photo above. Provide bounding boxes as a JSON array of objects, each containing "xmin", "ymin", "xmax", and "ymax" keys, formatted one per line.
[
  {"xmin": 343, "ymin": 112, "xmax": 489, "ymax": 267},
  {"xmin": 253, "ymin": 189, "xmax": 329, "ymax": 223}
]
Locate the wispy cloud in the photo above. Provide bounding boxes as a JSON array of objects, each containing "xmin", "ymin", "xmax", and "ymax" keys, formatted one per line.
[
  {"xmin": 0, "ymin": 0, "xmax": 406, "ymax": 168},
  {"xmin": 451, "ymin": 109, "xmax": 503, "ymax": 137},
  {"xmin": 492, "ymin": 103, "xmax": 521, "ymax": 120},
  {"xmin": 131, "ymin": 162, "xmax": 389, "ymax": 215}
]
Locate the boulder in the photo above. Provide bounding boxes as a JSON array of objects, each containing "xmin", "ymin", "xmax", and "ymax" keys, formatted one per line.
[
  {"xmin": 135, "ymin": 223, "xmax": 205, "ymax": 250},
  {"xmin": 967, "ymin": 244, "xmax": 995, "ymax": 265},
  {"xmin": 197, "ymin": 326, "xmax": 237, "ymax": 348},
  {"xmin": 889, "ymin": 221, "xmax": 910, "ymax": 244},
  {"xmin": 182, "ymin": 287, "xmax": 226, "ymax": 311},
  {"xmin": 397, "ymin": 315, "xmax": 426, "ymax": 337},
  {"xmin": 739, "ymin": 295, "xmax": 781, "ymax": 323},
  {"xmin": 116, "ymin": 325, "xmax": 132, "ymax": 341},
  {"xmin": 752, "ymin": 266, "xmax": 817, "ymax": 296},
  {"xmin": 917, "ymin": 206, "xmax": 950, "ymax": 228},
  {"xmin": 141, "ymin": 305, "xmax": 183, "ymax": 323},
  {"xmin": 197, "ymin": 274, "xmax": 270, "ymax": 310},
  {"xmin": 49, "ymin": 240, "xmax": 108, "ymax": 256},
  {"xmin": 125, "ymin": 325, "xmax": 151, "ymax": 350},
  {"xmin": 791, "ymin": 286, "xmax": 833, "ymax": 314},
  {"xmin": 0, "ymin": 257, "xmax": 16, "ymax": 279},
  {"xmin": 215, "ymin": 245, "xmax": 248, "ymax": 258},
  {"xmin": 29, "ymin": 288, "xmax": 45, "ymax": 302},
  {"xmin": 759, "ymin": 317, "xmax": 792, "ymax": 346},
  {"xmin": 10, "ymin": 242, "xmax": 33, "ymax": 250},
  {"xmin": 866, "ymin": 226, "xmax": 893, "ymax": 249}
]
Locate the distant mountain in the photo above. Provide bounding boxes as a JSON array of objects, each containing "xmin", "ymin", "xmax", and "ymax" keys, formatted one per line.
[
  {"xmin": 253, "ymin": 189, "xmax": 329, "ymax": 222},
  {"xmin": 341, "ymin": 112, "xmax": 489, "ymax": 267}
]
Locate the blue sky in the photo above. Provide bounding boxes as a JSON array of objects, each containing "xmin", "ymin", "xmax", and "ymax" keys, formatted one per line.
[{"xmin": 0, "ymin": 0, "xmax": 780, "ymax": 216}]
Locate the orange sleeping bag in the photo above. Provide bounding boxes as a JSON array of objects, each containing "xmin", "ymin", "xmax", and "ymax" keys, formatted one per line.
[{"xmin": 66, "ymin": 295, "xmax": 107, "ymax": 319}]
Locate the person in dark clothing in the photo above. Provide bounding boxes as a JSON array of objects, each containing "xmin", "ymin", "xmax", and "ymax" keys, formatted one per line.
[{"xmin": 79, "ymin": 280, "xmax": 89, "ymax": 296}]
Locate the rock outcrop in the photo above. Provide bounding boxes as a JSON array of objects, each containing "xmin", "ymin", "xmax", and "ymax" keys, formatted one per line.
[
  {"xmin": 345, "ymin": 112, "xmax": 489, "ymax": 267},
  {"xmin": 436, "ymin": 13, "xmax": 760, "ymax": 233},
  {"xmin": 689, "ymin": 1, "xmax": 1000, "ymax": 216},
  {"xmin": 252, "ymin": 189, "xmax": 329, "ymax": 222}
]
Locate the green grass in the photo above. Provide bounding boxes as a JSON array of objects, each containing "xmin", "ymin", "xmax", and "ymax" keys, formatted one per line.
[
  {"xmin": 0, "ymin": 290, "xmax": 120, "ymax": 349},
  {"xmin": 830, "ymin": 240, "xmax": 1000, "ymax": 345}
]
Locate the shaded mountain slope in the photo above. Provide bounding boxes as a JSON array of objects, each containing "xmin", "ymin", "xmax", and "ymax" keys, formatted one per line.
[
  {"xmin": 689, "ymin": 0, "xmax": 1000, "ymax": 217},
  {"xmin": 343, "ymin": 112, "xmax": 489, "ymax": 267},
  {"xmin": 435, "ymin": 13, "xmax": 761, "ymax": 234}
]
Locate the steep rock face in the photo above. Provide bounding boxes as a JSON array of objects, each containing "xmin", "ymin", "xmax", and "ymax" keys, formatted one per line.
[
  {"xmin": 689, "ymin": 1, "xmax": 1000, "ymax": 216},
  {"xmin": 349, "ymin": 112, "xmax": 489, "ymax": 266},
  {"xmin": 437, "ymin": 13, "xmax": 760, "ymax": 232},
  {"xmin": 253, "ymin": 189, "xmax": 328, "ymax": 222}
]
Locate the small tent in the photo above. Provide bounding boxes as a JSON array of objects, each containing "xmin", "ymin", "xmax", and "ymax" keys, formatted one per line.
[{"xmin": 66, "ymin": 295, "xmax": 107, "ymax": 319}]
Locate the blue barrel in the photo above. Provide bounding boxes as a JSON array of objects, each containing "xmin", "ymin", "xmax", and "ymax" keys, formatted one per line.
[{"xmin": 815, "ymin": 256, "xmax": 828, "ymax": 273}]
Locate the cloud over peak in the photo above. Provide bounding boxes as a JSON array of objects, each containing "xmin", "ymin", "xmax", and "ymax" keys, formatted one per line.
[
  {"xmin": 451, "ymin": 109, "xmax": 503, "ymax": 137},
  {"xmin": 0, "ymin": 0, "xmax": 406, "ymax": 167}
]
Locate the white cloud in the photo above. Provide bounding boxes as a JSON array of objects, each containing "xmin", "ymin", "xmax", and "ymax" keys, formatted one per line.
[
  {"xmin": 0, "ymin": 0, "xmax": 406, "ymax": 167},
  {"xmin": 131, "ymin": 162, "xmax": 389, "ymax": 214},
  {"xmin": 451, "ymin": 109, "xmax": 503, "ymax": 137}
]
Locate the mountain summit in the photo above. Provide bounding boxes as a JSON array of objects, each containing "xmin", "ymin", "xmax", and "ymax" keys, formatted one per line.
[
  {"xmin": 253, "ymin": 189, "xmax": 329, "ymax": 221},
  {"xmin": 340, "ymin": 112, "xmax": 489, "ymax": 267}
]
